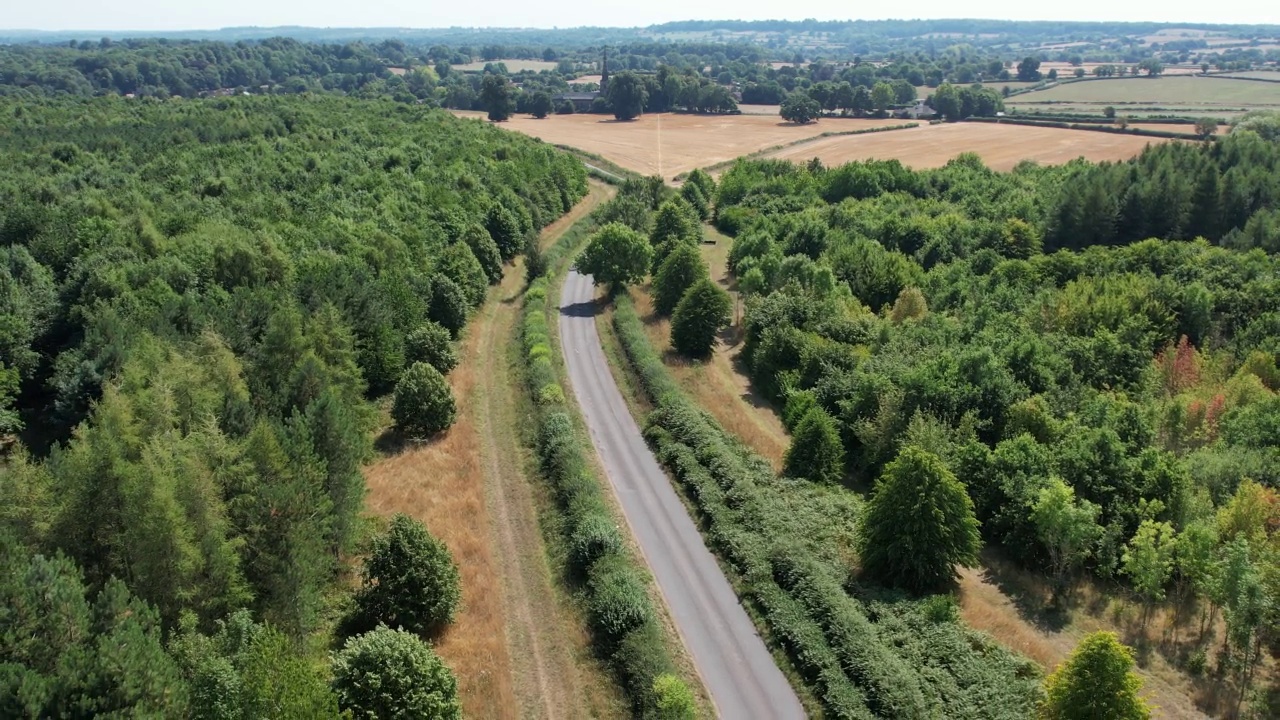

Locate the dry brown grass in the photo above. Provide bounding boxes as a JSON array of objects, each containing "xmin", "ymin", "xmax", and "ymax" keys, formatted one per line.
[
  {"xmin": 451, "ymin": 110, "xmax": 905, "ymax": 179},
  {"xmin": 759, "ymin": 122, "xmax": 1172, "ymax": 172},
  {"xmin": 625, "ymin": 226, "xmax": 789, "ymax": 470},
  {"xmin": 958, "ymin": 551, "xmax": 1276, "ymax": 719},
  {"xmin": 364, "ymin": 343, "xmax": 515, "ymax": 718}
]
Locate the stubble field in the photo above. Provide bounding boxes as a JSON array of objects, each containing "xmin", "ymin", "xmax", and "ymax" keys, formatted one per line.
[
  {"xmin": 758, "ymin": 122, "xmax": 1171, "ymax": 171},
  {"xmin": 452, "ymin": 110, "xmax": 905, "ymax": 178}
]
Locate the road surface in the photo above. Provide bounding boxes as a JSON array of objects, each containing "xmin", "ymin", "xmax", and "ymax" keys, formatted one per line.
[{"xmin": 558, "ymin": 270, "xmax": 805, "ymax": 720}]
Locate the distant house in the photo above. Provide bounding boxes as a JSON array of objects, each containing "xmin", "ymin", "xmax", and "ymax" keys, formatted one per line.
[
  {"xmin": 554, "ymin": 49, "xmax": 610, "ymax": 112},
  {"xmin": 896, "ymin": 101, "xmax": 937, "ymax": 120}
]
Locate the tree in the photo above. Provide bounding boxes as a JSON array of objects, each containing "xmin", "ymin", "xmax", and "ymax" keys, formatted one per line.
[
  {"xmin": 932, "ymin": 83, "xmax": 961, "ymax": 122},
  {"xmin": 353, "ymin": 514, "xmax": 460, "ymax": 636},
  {"xmin": 784, "ymin": 407, "xmax": 845, "ymax": 484},
  {"xmin": 650, "ymin": 198, "xmax": 702, "ymax": 270},
  {"xmin": 480, "ymin": 74, "xmax": 515, "ymax": 122},
  {"xmin": 653, "ymin": 242, "xmax": 709, "ymax": 316},
  {"xmin": 1039, "ymin": 632, "xmax": 1150, "ymax": 720},
  {"xmin": 859, "ymin": 446, "xmax": 981, "ymax": 592},
  {"xmin": 1193, "ymin": 117, "xmax": 1217, "ymax": 138},
  {"xmin": 670, "ymin": 279, "xmax": 732, "ymax": 358},
  {"xmin": 439, "ymin": 241, "xmax": 488, "ymax": 308},
  {"xmin": 1031, "ymin": 477, "xmax": 1102, "ymax": 592},
  {"xmin": 606, "ymin": 71, "xmax": 648, "ymax": 121},
  {"xmin": 871, "ymin": 81, "xmax": 894, "ymax": 114},
  {"xmin": 780, "ymin": 92, "xmax": 821, "ymax": 124},
  {"xmin": 405, "ymin": 321, "xmax": 458, "ymax": 375},
  {"xmin": 392, "ymin": 362, "xmax": 457, "ymax": 437},
  {"xmin": 576, "ymin": 222, "xmax": 653, "ymax": 290},
  {"xmin": 528, "ymin": 90, "xmax": 553, "ymax": 119},
  {"xmin": 429, "ymin": 274, "xmax": 470, "ymax": 338},
  {"xmin": 1122, "ymin": 519, "xmax": 1176, "ymax": 625},
  {"xmin": 461, "ymin": 224, "xmax": 503, "ymax": 285},
  {"xmin": 1017, "ymin": 56, "xmax": 1042, "ymax": 82},
  {"xmin": 331, "ymin": 626, "xmax": 461, "ymax": 720}
]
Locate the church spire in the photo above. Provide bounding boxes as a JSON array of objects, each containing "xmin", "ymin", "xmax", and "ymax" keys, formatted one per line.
[{"xmin": 600, "ymin": 48, "xmax": 610, "ymax": 94}]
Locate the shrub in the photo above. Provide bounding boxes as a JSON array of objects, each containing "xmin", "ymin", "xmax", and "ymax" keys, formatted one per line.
[
  {"xmin": 353, "ymin": 514, "xmax": 460, "ymax": 637},
  {"xmin": 588, "ymin": 555, "xmax": 654, "ymax": 645},
  {"xmin": 569, "ymin": 505, "xmax": 623, "ymax": 571},
  {"xmin": 405, "ymin": 321, "xmax": 458, "ymax": 374},
  {"xmin": 670, "ymin": 279, "xmax": 732, "ymax": 358},
  {"xmin": 392, "ymin": 362, "xmax": 457, "ymax": 437},
  {"xmin": 784, "ymin": 407, "xmax": 845, "ymax": 484},
  {"xmin": 331, "ymin": 626, "xmax": 460, "ymax": 720},
  {"xmin": 652, "ymin": 674, "xmax": 697, "ymax": 719},
  {"xmin": 782, "ymin": 390, "xmax": 818, "ymax": 432},
  {"xmin": 652, "ymin": 242, "xmax": 709, "ymax": 317}
]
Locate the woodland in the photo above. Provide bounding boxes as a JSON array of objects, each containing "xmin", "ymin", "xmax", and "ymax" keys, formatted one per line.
[{"xmin": 0, "ymin": 95, "xmax": 586, "ymax": 716}]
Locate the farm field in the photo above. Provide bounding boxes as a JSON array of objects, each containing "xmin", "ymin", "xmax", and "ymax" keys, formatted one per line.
[
  {"xmin": 1013, "ymin": 76, "xmax": 1280, "ymax": 109},
  {"xmin": 453, "ymin": 59, "xmax": 559, "ymax": 72},
  {"xmin": 1221, "ymin": 70, "xmax": 1280, "ymax": 81},
  {"xmin": 452, "ymin": 110, "xmax": 907, "ymax": 178},
  {"xmin": 758, "ymin": 122, "xmax": 1171, "ymax": 171}
]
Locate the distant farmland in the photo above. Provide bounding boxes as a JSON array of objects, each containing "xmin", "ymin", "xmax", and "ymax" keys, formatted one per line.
[
  {"xmin": 451, "ymin": 110, "xmax": 907, "ymax": 178},
  {"xmin": 452, "ymin": 59, "xmax": 559, "ymax": 73},
  {"xmin": 1009, "ymin": 76, "xmax": 1280, "ymax": 116},
  {"xmin": 757, "ymin": 122, "xmax": 1174, "ymax": 172}
]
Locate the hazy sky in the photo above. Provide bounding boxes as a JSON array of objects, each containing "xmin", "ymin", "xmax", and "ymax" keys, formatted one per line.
[{"xmin": 6, "ymin": 2, "xmax": 1279, "ymax": 32}]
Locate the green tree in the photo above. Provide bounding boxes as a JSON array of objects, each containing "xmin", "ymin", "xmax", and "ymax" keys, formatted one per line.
[
  {"xmin": 780, "ymin": 92, "xmax": 821, "ymax": 124},
  {"xmin": 429, "ymin": 274, "xmax": 470, "ymax": 339},
  {"xmin": 331, "ymin": 626, "xmax": 461, "ymax": 720},
  {"xmin": 653, "ymin": 242, "xmax": 709, "ymax": 317},
  {"xmin": 528, "ymin": 90, "xmax": 553, "ymax": 119},
  {"xmin": 1121, "ymin": 519, "xmax": 1176, "ymax": 625},
  {"xmin": 932, "ymin": 82, "xmax": 961, "ymax": 122},
  {"xmin": 1039, "ymin": 632, "xmax": 1149, "ymax": 720},
  {"xmin": 302, "ymin": 389, "xmax": 371, "ymax": 557},
  {"xmin": 576, "ymin": 222, "xmax": 653, "ymax": 290},
  {"xmin": 405, "ymin": 321, "xmax": 458, "ymax": 375},
  {"xmin": 1017, "ymin": 57, "xmax": 1042, "ymax": 82},
  {"xmin": 353, "ymin": 514, "xmax": 461, "ymax": 637},
  {"xmin": 871, "ymin": 81, "xmax": 895, "ymax": 114},
  {"xmin": 461, "ymin": 224, "xmax": 503, "ymax": 285},
  {"xmin": 1193, "ymin": 117, "xmax": 1217, "ymax": 138},
  {"xmin": 1031, "ymin": 477, "xmax": 1102, "ymax": 592},
  {"xmin": 439, "ymin": 241, "xmax": 489, "ymax": 308},
  {"xmin": 392, "ymin": 362, "xmax": 457, "ymax": 437},
  {"xmin": 859, "ymin": 446, "xmax": 982, "ymax": 592},
  {"xmin": 606, "ymin": 71, "xmax": 648, "ymax": 121},
  {"xmin": 650, "ymin": 198, "xmax": 702, "ymax": 271},
  {"xmin": 480, "ymin": 73, "xmax": 515, "ymax": 121},
  {"xmin": 670, "ymin": 278, "xmax": 732, "ymax": 359},
  {"xmin": 784, "ymin": 406, "xmax": 845, "ymax": 484}
]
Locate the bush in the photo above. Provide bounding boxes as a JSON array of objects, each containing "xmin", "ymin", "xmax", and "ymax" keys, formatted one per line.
[
  {"xmin": 392, "ymin": 362, "xmax": 457, "ymax": 437},
  {"xmin": 784, "ymin": 407, "xmax": 845, "ymax": 484},
  {"xmin": 782, "ymin": 390, "xmax": 818, "ymax": 432},
  {"xmin": 1040, "ymin": 632, "xmax": 1148, "ymax": 720},
  {"xmin": 652, "ymin": 674, "xmax": 697, "ymax": 719},
  {"xmin": 405, "ymin": 321, "xmax": 458, "ymax": 374},
  {"xmin": 331, "ymin": 626, "xmax": 460, "ymax": 720},
  {"xmin": 353, "ymin": 514, "xmax": 461, "ymax": 637},
  {"xmin": 670, "ymin": 279, "xmax": 732, "ymax": 358},
  {"xmin": 569, "ymin": 505, "xmax": 623, "ymax": 572},
  {"xmin": 588, "ymin": 555, "xmax": 654, "ymax": 644},
  {"xmin": 652, "ymin": 242, "xmax": 709, "ymax": 317}
]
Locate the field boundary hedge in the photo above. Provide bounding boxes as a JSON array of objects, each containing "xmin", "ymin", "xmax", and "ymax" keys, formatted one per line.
[
  {"xmin": 517, "ymin": 212, "xmax": 691, "ymax": 715},
  {"xmin": 676, "ymin": 123, "xmax": 919, "ymax": 180},
  {"xmin": 965, "ymin": 116, "xmax": 1203, "ymax": 139}
]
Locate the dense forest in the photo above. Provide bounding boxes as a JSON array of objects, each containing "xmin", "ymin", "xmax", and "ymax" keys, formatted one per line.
[
  {"xmin": 0, "ymin": 95, "xmax": 586, "ymax": 715},
  {"xmin": 705, "ymin": 125, "xmax": 1280, "ymax": 713}
]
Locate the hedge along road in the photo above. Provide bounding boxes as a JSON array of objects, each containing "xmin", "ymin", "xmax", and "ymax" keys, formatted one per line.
[{"xmin": 558, "ymin": 269, "xmax": 805, "ymax": 720}]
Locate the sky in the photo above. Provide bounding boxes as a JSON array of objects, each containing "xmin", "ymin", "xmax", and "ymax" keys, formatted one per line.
[{"xmin": 5, "ymin": 1, "xmax": 1279, "ymax": 32}]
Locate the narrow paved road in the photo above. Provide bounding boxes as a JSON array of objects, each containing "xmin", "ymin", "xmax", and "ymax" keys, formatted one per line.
[{"xmin": 558, "ymin": 270, "xmax": 805, "ymax": 720}]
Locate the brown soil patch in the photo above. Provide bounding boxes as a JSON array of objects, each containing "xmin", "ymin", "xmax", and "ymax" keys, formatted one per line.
[
  {"xmin": 452, "ymin": 110, "xmax": 905, "ymax": 180},
  {"xmin": 760, "ymin": 122, "xmax": 1171, "ymax": 171}
]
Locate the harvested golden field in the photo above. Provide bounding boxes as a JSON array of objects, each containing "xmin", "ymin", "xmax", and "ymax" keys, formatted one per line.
[
  {"xmin": 451, "ymin": 110, "xmax": 906, "ymax": 179},
  {"xmin": 760, "ymin": 122, "xmax": 1172, "ymax": 171}
]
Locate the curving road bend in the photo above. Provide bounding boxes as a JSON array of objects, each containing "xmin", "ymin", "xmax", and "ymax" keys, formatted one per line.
[{"xmin": 558, "ymin": 270, "xmax": 805, "ymax": 720}]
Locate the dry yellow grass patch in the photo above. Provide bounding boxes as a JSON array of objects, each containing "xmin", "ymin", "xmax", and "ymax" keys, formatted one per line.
[{"xmin": 364, "ymin": 334, "xmax": 515, "ymax": 719}]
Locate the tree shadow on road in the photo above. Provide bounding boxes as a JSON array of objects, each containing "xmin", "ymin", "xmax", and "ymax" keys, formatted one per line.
[{"xmin": 559, "ymin": 299, "xmax": 601, "ymax": 318}]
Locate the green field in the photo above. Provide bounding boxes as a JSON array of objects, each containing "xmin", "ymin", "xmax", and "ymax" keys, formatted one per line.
[{"xmin": 1013, "ymin": 76, "xmax": 1280, "ymax": 109}]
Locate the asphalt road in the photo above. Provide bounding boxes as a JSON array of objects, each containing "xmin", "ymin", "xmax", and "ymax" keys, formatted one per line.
[{"xmin": 558, "ymin": 270, "xmax": 805, "ymax": 720}]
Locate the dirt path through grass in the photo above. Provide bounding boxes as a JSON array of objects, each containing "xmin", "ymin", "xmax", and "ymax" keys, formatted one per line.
[{"xmin": 475, "ymin": 181, "xmax": 621, "ymax": 720}]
